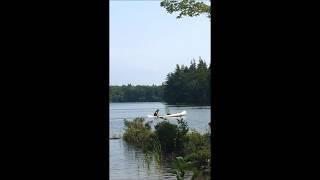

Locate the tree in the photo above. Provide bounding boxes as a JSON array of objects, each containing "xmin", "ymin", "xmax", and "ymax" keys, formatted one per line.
[
  {"xmin": 109, "ymin": 85, "xmax": 164, "ymax": 102},
  {"xmin": 163, "ymin": 58, "xmax": 211, "ymax": 105},
  {"xmin": 160, "ymin": 0, "xmax": 211, "ymax": 19}
]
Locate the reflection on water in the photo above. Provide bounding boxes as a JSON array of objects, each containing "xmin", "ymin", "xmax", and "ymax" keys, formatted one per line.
[
  {"xmin": 110, "ymin": 102, "xmax": 211, "ymax": 180},
  {"xmin": 110, "ymin": 139, "xmax": 194, "ymax": 180}
]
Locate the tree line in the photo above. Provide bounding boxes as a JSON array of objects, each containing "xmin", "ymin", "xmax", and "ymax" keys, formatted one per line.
[
  {"xmin": 110, "ymin": 57, "xmax": 210, "ymax": 105},
  {"xmin": 109, "ymin": 84, "xmax": 164, "ymax": 102}
]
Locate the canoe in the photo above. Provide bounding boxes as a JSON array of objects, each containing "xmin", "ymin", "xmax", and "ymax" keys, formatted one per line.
[{"xmin": 147, "ymin": 110, "xmax": 186, "ymax": 118}]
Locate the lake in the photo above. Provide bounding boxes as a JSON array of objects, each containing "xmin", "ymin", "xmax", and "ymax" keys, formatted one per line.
[{"xmin": 109, "ymin": 102, "xmax": 211, "ymax": 180}]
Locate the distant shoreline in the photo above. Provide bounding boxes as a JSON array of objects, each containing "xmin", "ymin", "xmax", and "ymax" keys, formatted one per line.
[{"xmin": 110, "ymin": 101, "xmax": 211, "ymax": 106}]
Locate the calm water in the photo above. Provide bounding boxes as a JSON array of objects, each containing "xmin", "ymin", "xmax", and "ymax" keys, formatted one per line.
[{"xmin": 109, "ymin": 102, "xmax": 211, "ymax": 180}]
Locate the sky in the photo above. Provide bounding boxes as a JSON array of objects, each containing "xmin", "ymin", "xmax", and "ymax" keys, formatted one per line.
[{"xmin": 110, "ymin": 1, "xmax": 211, "ymax": 86}]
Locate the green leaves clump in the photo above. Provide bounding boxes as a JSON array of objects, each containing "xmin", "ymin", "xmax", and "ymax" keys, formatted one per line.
[
  {"xmin": 122, "ymin": 118, "xmax": 211, "ymax": 179},
  {"xmin": 160, "ymin": 0, "xmax": 211, "ymax": 19},
  {"xmin": 173, "ymin": 156, "xmax": 192, "ymax": 180},
  {"xmin": 155, "ymin": 121, "xmax": 179, "ymax": 153},
  {"xmin": 123, "ymin": 118, "xmax": 153, "ymax": 149}
]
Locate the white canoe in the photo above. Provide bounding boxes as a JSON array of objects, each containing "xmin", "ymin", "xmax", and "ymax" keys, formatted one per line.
[{"xmin": 147, "ymin": 110, "xmax": 187, "ymax": 118}]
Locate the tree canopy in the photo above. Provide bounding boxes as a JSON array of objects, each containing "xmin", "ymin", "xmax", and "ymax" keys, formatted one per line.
[
  {"xmin": 160, "ymin": 0, "xmax": 211, "ymax": 19},
  {"xmin": 162, "ymin": 57, "xmax": 211, "ymax": 105},
  {"xmin": 109, "ymin": 85, "xmax": 164, "ymax": 102}
]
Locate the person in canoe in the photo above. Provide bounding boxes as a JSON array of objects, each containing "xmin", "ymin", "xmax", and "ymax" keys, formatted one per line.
[
  {"xmin": 153, "ymin": 109, "xmax": 168, "ymax": 120},
  {"xmin": 154, "ymin": 109, "xmax": 159, "ymax": 117}
]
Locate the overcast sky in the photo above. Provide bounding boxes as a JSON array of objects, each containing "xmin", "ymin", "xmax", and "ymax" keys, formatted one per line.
[{"xmin": 110, "ymin": 1, "xmax": 211, "ymax": 86}]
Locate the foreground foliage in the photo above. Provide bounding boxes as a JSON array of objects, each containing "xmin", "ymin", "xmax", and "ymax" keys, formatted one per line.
[
  {"xmin": 122, "ymin": 117, "xmax": 211, "ymax": 179},
  {"xmin": 122, "ymin": 118, "xmax": 154, "ymax": 149}
]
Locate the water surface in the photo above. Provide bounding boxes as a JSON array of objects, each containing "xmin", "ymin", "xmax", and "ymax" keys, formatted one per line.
[{"xmin": 109, "ymin": 102, "xmax": 211, "ymax": 180}]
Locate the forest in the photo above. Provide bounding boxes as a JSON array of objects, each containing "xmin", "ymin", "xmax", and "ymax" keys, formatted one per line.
[
  {"xmin": 110, "ymin": 57, "xmax": 211, "ymax": 105},
  {"xmin": 109, "ymin": 85, "xmax": 164, "ymax": 102}
]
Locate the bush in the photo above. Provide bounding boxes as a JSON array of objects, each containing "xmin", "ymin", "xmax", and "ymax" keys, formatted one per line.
[
  {"xmin": 176, "ymin": 118, "xmax": 189, "ymax": 151},
  {"xmin": 154, "ymin": 121, "xmax": 179, "ymax": 153},
  {"xmin": 177, "ymin": 118, "xmax": 189, "ymax": 136},
  {"xmin": 123, "ymin": 118, "xmax": 153, "ymax": 149},
  {"xmin": 187, "ymin": 130, "xmax": 207, "ymax": 147},
  {"xmin": 122, "ymin": 117, "xmax": 211, "ymax": 174},
  {"xmin": 183, "ymin": 130, "xmax": 211, "ymax": 168},
  {"xmin": 124, "ymin": 117, "xmax": 146, "ymax": 129}
]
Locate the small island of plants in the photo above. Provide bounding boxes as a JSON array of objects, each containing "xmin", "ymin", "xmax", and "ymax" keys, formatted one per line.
[{"xmin": 122, "ymin": 117, "xmax": 211, "ymax": 180}]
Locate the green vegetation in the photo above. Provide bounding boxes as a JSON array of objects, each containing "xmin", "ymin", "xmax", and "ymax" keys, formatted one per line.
[
  {"xmin": 122, "ymin": 117, "xmax": 211, "ymax": 179},
  {"xmin": 172, "ymin": 156, "xmax": 193, "ymax": 180},
  {"xmin": 163, "ymin": 57, "xmax": 211, "ymax": 105},
  {"xmin": 109, "ymin": 85, "xmax": 164, "ymax": 102},
  {"xmin": 122, "ymin": 118, "xmax": 154, "ymax": 149},
  {"xmin": 160, "ymin": 0, "xmax": 211, "ymax": 19},
  {"xmin": 183, "ymin": 130, "xmax": 211, "ymax": 167},
  {"xmin": 110, "ymin": 58, "xmax": 211, "ymax": 106}
]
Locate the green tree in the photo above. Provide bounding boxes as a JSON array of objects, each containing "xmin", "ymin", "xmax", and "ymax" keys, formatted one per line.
[
  {"xmin": 109, "ymin": 85, "xmax": 164, "ymax": 102},
  {"xmin": 163, "ymin": 57, "xmax": 210, "ymax": 105},
  {"xmin": 160, "ymin": 0, "xmax": 211, "ymax": 19}
]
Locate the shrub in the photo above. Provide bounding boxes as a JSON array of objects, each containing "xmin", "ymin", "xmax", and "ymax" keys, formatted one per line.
[
  {"xmin": 123, "ymin": 118, "xmax": 153, "ymax": 148},
  {"xmin": 186, "ymin": 130, "xmax": 207, "ymax": 148},
  {"xmin": 176, "ymin": 118, "xmax": 189, "ymax": 152},
  {"xmin": 124, "ymin": 117, "xmax": 145, "ymax": 129},
  {"xmin": 123, "ymin": 117, "xmax": 211, "ymax": 176},
  {"xmin": 177, "ymin": 118, "xmax": 189, "ymax": 136},
  {"xmin": 154, "ymin": 121, "xmax": 178, "ymax": 153},
  {"xmin": 183, "ymin": 130, "xmax": 211, "ymax": 168}
]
